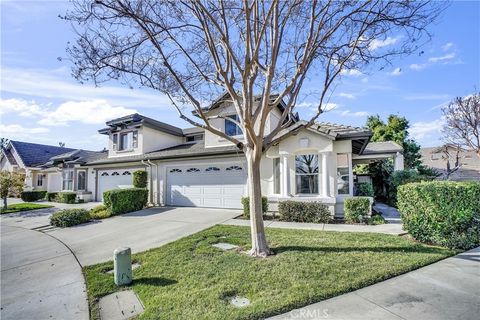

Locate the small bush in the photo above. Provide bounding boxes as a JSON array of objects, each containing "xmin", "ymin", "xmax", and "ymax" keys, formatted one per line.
[
  {"xmin": 89, "ymin": 205, "xmax": 112, "ymax": 219},
  {"xmin": 103, "ymin": 188, "xmax": 148, "ymax": 215},
  {"xmin": 133, "ymin": 170, "xmax": 148, "ymax": 188},
  {"xmin": 367, "ymin": 215, "xmax": 386, "ymax": 225},
  {"xmin": 398, "ymin": 181, "xmax": 480, "ymax": 250},
  {"xmin": 278, "ymin": 201, "xmax": 331, "ymax": 223},
  {"xmin": 50, "ymin": 209, "xmax": 90, "ymax": 227},
  {"xmin": 56, "ymin": 192, "xmax": 77, "ymax": 204},
  {"xmin": 46, "ymin": 192, "xmax": 58, "ymax": 202},
  {"xmin": 21, "ymin": 190, "xmax": 47, "ymax": 202},
  {"xmin": 344, "ymin": 197, "xmax": 371, "ymax": 223},
  {"xmin": 241, "ymin": 196, "xmax": 269, "ymax": 218},
  {"xmin": 355, "ymin": 182, "xmax": 374, "ymax": 197}
]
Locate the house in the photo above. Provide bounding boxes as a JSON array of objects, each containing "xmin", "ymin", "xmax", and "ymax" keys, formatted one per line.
[
  {"xmin": 420, "ymin": 145, "xmax": 480, "ymax": 181},
  {"xmin": 0, "ymin": 98, "xmax": 404, "ymax": 216}
]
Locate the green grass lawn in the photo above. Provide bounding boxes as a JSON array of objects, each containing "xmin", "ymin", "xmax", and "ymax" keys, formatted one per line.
[
  {"xmin": 85, "ymin": 225, "xmax": 456, "ymax": 320},
  {"xmin": 0, "ymin": 202, "xmax": 53, "ymax": 214}
]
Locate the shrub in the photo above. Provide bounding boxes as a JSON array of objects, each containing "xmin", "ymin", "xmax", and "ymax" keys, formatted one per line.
[
  {"xmin": 344, "ymin": 197, "xmax": 372, "ymax": 223},
  {"xmin": 103, "ymin": 188, "xmax": 148, "ymax": 215},
  {"xmin": 46, "ymin": 192, "xmax": 58, "ymax": 202},
  {"xmin": 56, "ymin": 192, "xmax": 77, "ymax": 204},
  {"xmin": 50, "ymin": 209, "xmax": 90, "ymax": 227},
  {"xmin": 398, "ymin": 181, "xmax": 480, "ymax": 250},
  {"xmin": 387, "ymin": 169, "xmax": 435, "ymax": 207},
  {"xmin": 367, "ymin": 214, "xmax": 386, "ymax": 225},
  {"xmin": 20, "ymin": 190, "xmax": 47, "ymax": 202},
  {"xmin": 355, "ymin": 182, "xmax": 374, "ymax": 197},
  {"xmin": 241, "ymin": 196, "xmax": 269, "ymax": 218},
  {"xmin": 278, "ymin": 201, "xmax": 331, "ymax": 223},
  {"xmin": 89, "ymin": 205, "xmax": 112, "ymax": 219},
  {"xmin": 133, "ymin": 170, "xmax": 148, "ymax": 188}
]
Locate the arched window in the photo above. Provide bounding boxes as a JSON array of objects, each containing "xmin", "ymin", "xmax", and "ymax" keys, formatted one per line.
[
  {"xmin": 122, "ymin": 171, "xmax": 131, "ymax": 175},
  {"xmin": 205, "ymin": 167, "xmax": 220, "ymax": 172},
  {"xmin": 169, "ymin": 168, "xmax": 182, "ymax": 173},
  {"xmin": 101, "ymin": 172, "xmax": 109, "ymax": 176},
  {"xmin": 186, "ymin": 167, "xmax": 200, "ymax": 173},
  {"xmin": 226, "ymin": 165, "xmax": 242, "ymax": 171},
  {"xmin": 111, "ymin": 172, "xmax": 120, "ymax": 176}
]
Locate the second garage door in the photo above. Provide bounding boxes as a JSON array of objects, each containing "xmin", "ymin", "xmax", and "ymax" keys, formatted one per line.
[
  {"xmin": 166, "ymin": 164, "xmax": 246, "ymax": 209},
  {"xmin": 97, "ymin": 168, "xmax": 142, "ymax": 201}
]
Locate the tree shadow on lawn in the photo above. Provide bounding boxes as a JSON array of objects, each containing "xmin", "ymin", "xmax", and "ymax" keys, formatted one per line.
[
  {"xmin": 133, "ymin": 277, "xmax": 177, "ymax": 287},
  {"xmin": 272, "ymin": 245, "xmax": 449, "ymax": 255}
]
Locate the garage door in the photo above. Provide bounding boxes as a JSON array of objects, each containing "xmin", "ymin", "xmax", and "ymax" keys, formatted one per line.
[
  {"xmin": 97, "ymin": 168, "xmax": 141, "ymax": 200},
  {"xmin": 166, "ymin": 164, "xmax": 246, "ymax": 209}
]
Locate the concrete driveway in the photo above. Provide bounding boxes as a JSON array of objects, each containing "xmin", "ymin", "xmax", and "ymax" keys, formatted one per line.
[{"xmin": 45, "ymin": 207, "xmax": 241, "ymax": 266}]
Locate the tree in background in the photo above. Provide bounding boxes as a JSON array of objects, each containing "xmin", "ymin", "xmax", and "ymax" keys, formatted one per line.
[
  {"xmin": 442, "ymin": 92, "xmax": 480, "ymax": 157},
  {"xmin": 0, "ymin": 171, "xmax": 25, "ymax": 210},
  {"xmin": 65, "ymin": 0, "xmax": 442, "ymax": 257}
]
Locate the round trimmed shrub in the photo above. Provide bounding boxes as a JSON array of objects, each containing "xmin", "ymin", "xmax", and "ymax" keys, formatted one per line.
[
  {"xmin": 133, "ymin": 170, "xmax": 148, "ymax": 188},
  {"xmin": 50, "ymin": 209, "xmax": 90, "ymax": 227},
  {"xmin": 398, "ymin": 181, "xmax": 480, "ymax": 250},
  {"xmin": 278, "ymin": 200, "xmax": 331, "ymax": 223},
  {"xmin": 344, "ymin": 197, "xmax": 371, "ymax": 223}
]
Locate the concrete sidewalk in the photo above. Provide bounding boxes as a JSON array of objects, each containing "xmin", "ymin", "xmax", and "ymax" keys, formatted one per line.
[
  {"xmin": 222, "ymin": 218, "xmax": 404, "ymax": 235},
  {"xmin": 269, "ymin": 247, "xmax": 480, "ymax": 320},
  {"xmin": 0, "ymin": 225, "xmax": 89, "ymax": 320}
]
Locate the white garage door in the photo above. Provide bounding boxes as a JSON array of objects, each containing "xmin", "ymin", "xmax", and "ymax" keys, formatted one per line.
[
  {"xmin": 97, "ymin": 168, "xmax": 141, "ymax": 200},
  {"xmin": 166, "ymin": 164, "xmax": 246, "ymax": 209}
]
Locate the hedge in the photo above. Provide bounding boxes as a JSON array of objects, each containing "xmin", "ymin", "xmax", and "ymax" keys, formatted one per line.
[
  {"xmin": 241, "ymin": 196, "xmax": 269, "ymax": 218},
  {"xmin": 21, "ymin": 190, "xmax": 47, "ymax": 202},
  {"xmin": 103, "ymin": 188, "xmax": 148, "ymax": 215},
  {"xmin": 133, "ymin": 170, "xmax": 148, "ymax": 188},
  {"xmin": 398, "ymin": 181, "xmax": 480, "ymax": 250},
  {"xmin": 89, "ymin": 205, "xmax": 112, "ymax": 219},
  {"xmin": 387, "ymin": 169, "xmax": 435, "ymax": 207},
  {"xmin": 278, "ymin": 200, "xmax": 331, "ymax": 223},
  {"xmin": 50, "ymin": 209, "xmax": 90, "ymax": 227},
  {"xmin": 56, "ymin": 192, "xmax": 77, "ymax": 204},
  {"xmin": 344, "ymin": 197, "xmax": 372, "ymax": 223},
  {"xmin": 355, "ymin": 182, "xmax": 374, "ymax": 197},
  {"xmin": 46, "ymin": 192, "xmax": 58, "ymax": 202}
]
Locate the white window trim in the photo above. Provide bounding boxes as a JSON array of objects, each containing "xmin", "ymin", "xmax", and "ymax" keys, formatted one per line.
[
  {"xmin": 77, "ymin": 170, "xmax": 87, "ymax": 191},
  {"xmin": 294, "ymin": 154, "xmax": 320, "ymax": 195},
  {"xmin": 62, "ymin": 169, "xmax": 74, "ymax": 191}
]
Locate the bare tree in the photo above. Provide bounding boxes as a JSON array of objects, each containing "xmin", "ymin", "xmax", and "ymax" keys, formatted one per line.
[
  {"xmin": 442, "ymin": 92, "xmax": 480, "ymax": 158},
  {"xmin": 64, "ymin": 0, "xmax": 442, "ymax": 257},
  {"xmin": 437, "ymin": 144, "xmax": 461, "ymax": 179}
]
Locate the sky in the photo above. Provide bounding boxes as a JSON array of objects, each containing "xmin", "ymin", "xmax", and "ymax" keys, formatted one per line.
[{"xmin": 1, "ymin": 1, "xmax": 479, "ymax": 150}]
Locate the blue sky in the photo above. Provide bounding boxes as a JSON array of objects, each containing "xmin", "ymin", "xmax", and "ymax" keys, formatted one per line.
[{"xmin": 1, "ymin": 1, "xmax": 479, "ymax": 150}]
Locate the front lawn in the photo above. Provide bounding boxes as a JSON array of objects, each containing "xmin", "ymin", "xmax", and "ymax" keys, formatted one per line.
[
  {"xmin": 0, "ymin": 203, "xmax": 53, "ymax": 214},
  {"xmin": 85, "ymin": 225, "xmax": 455, "ymax": 320}
]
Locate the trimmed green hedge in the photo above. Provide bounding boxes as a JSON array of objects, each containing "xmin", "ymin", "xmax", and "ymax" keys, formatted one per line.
[
  {"xmin": 103, "ymin": 188, "xmax": 148, "ymax": 215},
  {"xmin": 56, "ymin": 192, "xmax": 77, "ymax": 204},
  {"xmin": 50, "ymin": 209, "xmax": 90, "ymax": 227},
  {"xmin": 241, "ymin": 196, "xmax": 269, "ymax": 218},
  {"xmin": 388, "ymin": 169, "xmax": 435, "ymax": 207},
  {"xmin": 398, "ymin": 181, "xmax": 480, "ymax": 250},
  {"xmin": 133, "ymin": 170, "xmax": 148, "ymax": 188},
  {"xmin": 46, "ymin": 192, "xmax": 58, "ymax": 202},
  {"xmin": 21, "ymin": 190, "xmax": 47, "ymax": 202},
  {"xmin": 355, "ymin": 182, "xmax": 374, "ymax": 197},
  {"xmin": 278, "ymin": 201, "xmax": 331, "ymax": 223},
  {"xmin": 344, "ymin": 197, "xmax": 372, "ymax": 223},
  {"xmin": 89, "ymin": 205, "xmax": 112, "ymax": 219}
]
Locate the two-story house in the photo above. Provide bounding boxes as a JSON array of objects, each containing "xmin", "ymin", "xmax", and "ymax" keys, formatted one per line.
[{"xmin": 1, "ymin": 97, "xmax": 405, "ymax": 216}]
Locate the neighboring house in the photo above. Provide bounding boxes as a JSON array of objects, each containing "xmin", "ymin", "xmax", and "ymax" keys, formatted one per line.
[
  {"xmin": 420, "ymin": 145, "xmax": 480, "ymax": 181},
  {"xmin": 0, "ymin": 98, "xmax": 404, "ymax": 216}
]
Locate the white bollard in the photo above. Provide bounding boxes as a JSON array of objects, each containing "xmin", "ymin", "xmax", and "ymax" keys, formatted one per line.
[{"xmin": 113, "ymin": 247, "xmax": 132, "ymax": 286}]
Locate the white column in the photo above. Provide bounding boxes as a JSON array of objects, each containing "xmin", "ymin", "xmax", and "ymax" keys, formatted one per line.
[
  {"xmin": 281, "ymin": 153, "xmax": 289, "ymax": 197},
  {"xmin": 394, "ymin": 152, "xmax": 404, "ymax": 171},
  {"xmin": 320, "ymin": 152, "xmax": 329, "ymax": 198}
]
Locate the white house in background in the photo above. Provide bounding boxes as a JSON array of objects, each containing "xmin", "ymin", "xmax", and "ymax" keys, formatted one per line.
[{"xmin": 0, "ymin": 96, "xmax": 404, "ymax": 216}]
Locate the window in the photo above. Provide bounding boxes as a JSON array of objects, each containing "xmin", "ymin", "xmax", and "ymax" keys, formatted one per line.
[
  {"xmin": 273, "ymin": 158, "xmax": 281, "ymax": 194},
  {"xmin": 62, "ymin": 169, "xmax": 74, "ymax": 191},
  {"xmin": 336, "ymin": 153, "xmax": 351, "ymax": 195},
  {"xmin": 295, "ymin": 154, "xmax": 318, "ymax": 194},
  {"xmin": 169, "ymin": 168, "xmax": 182, "ymax": 173},
  {"xmin": 112, "ymin": 133, "xmax": 118, "ymax": 151},
  {"xmin": 225, "ymin": 115, "xmax": 242, "ymax": 136},
  {"xmin": 118, "ymin": 131, "xmax": 138, "ymax": 151},
  {"xmin": 111, "ymin": 172, "xmax": 120, "ymax": 176},
  {"xmin": 186, "ymin": 134, "xmax": 203, "ymax": 142},
  {"xmin": 77, "ymin": 171, "xmax": 86, "ymax": 191},
  {"xmin": 37, "ymin": 174, "xmax": 45, "ymax": 187},
  {"xmin": 101, "ymin": 172, "xmax": 109, "ymax": 176},
  {"xmin": 205, "ymin": 167, "xmax": 220, "ymax": 172},
  {"xmin": 226, "ymin": 165, "xmax": 242, "ymax": 171},
  {"xmin": 132, "ymin": 131, "xmax": 138, "ymax": 148},
  {"xmin": 122, "ymin": 171, "xmax": 131, "ymax": 175},
  {"xmin": 186, "ymin": 167, "xmax": 200, "ymax": 173}
]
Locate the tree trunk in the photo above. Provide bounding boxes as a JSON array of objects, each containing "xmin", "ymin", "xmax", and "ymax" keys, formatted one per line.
[
  {"xmin": 245, "ymin": 147, "xmax": 271, "ymax": 257},
  {"xmin": 3, "ymin": 196, "xmax": 7, "ymax": 210}
]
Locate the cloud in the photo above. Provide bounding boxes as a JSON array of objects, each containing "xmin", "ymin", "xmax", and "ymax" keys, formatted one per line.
[
  {"xmin": 428, "ymin": 53, "xmax": 456, "ymax": 63},
  {"xmin": 1, "ymin": 124, "xmax": 50, "ymax": 140},
  {"xmin": 368, "ymin": 36, "xmax": 400, "ymax": 50},
  {"xmin": 441, "ymin": 42, "xmax": 454, "ymax": 51},
  {"xmin": 322, "ymin": 103, "xmax": 338, "ymax": 112},
  {"xmin": 336, "ymin": 110, "xmax": 369, "ymax": 117},
  {"xmin": 361, "ymin": 78, "xmax": 369, "ymax": 83},
  {"xmin": 338, "ymin": 93, "xmax": 355, "ymax": 99},
  {"xmin": 410, "ymin": 119, "xmax": 444, "ymax": 142},
  {"xmin": 390, "ymin": 67, "xmax": 402, "ymax": 76},
  {"xmin": 340, "ymin": 69, "xmax": 362, "ymax": 77},
  {"xmin": 404, "ymin": 94, "xmax": 451, "ymax": 101},
  {"xmin": 409, "ymin": 63, "xmax": 426, "ymax": 71},
  {"xmin": 0, "ymin": 98, "xmax": 44, "ymax": 117}
]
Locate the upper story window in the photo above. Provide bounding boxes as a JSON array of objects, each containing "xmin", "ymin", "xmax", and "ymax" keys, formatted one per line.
[
  {"xmin": 336, "ymin": 153, "xmax": 351, "ymax": 195},
  {"xmin": 295, "ymin": 154, "xmax": 318, "ymax": 194},
  {"xmin": 186, "ymin": 134, "xmax": 203, "ymax": 142},
  {"xmin": 113, "ymin": 131, "xmax": 138, "ymax": 151},
  {"xmin": 225, "ymin": 115, "xmax": 242, "ymax": 137}
]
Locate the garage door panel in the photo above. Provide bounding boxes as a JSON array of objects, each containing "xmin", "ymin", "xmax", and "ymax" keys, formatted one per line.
[
  {"xmin": 203, "ymin": 186, "xmax": 223, "ymax": 194},
  {"xmin": 97, "ymin": 168, "xmax": 140, "ymax": 201},
  {"xmin": 203, "ymin": 198, "xmax": 223, "ymax": 207}
]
